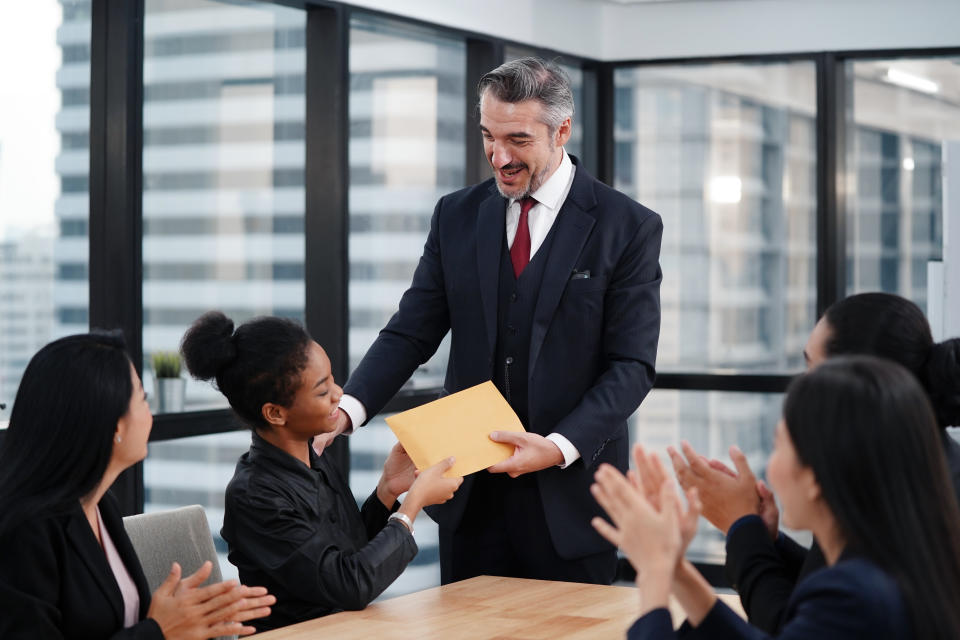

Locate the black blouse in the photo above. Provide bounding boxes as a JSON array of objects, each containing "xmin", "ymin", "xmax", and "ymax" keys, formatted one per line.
[{"xmin": 221, "ymin": 433, "xmax": 418, "ymax": 632}]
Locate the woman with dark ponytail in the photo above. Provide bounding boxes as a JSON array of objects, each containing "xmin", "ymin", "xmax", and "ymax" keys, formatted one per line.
[
  {"xmin": 0, "ymin": 332, "xmax": 274, "ymax": 639},
  {"xmin": 665, "ymin": 292, "xmax": 960, "ymax": 633},
  {"xmin": 181, "ymin": 311, "xmax": 463, "ymax": 632},
  {"xmin": 597, "ymin": 356, "xmax": 960, "ymax": 639},
  {"xmin": 817, "ymin": 292, "xmax": 960, "ymax": 488}
]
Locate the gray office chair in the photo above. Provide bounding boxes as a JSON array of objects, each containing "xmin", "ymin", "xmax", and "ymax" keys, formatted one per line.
[{"xmin": 123, "ymin": 504, "xmax": 235, "ymax": 640}]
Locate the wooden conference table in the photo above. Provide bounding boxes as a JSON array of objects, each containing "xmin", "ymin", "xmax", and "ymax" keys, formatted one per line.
[{"xmin": 250, "ymin": 575, "xmax": 746, "ymax": 639}]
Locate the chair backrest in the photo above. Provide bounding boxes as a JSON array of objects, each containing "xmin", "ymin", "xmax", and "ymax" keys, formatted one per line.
[
  {"xmin": 123, "ymin": 505, "xmax": 235, "ymax": 640},
  {"xmin": 123, "ymin": 504, "xmax": 223, "ymax": 591}
]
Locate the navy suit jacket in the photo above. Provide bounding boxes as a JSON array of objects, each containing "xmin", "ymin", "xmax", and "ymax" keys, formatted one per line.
[
  {"xmin": 628, "ymin": 556, "xmax": 912, "ymax": 640},
  {"xmin": 344, "ymin": 157, "xmax": 663, "ymax": 558},
  {"xmin": 0, "ymin": 492, "xmax": 163, "ymax": 640}
]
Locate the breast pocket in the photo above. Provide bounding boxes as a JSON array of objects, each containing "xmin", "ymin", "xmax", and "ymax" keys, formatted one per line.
[{"xmin": 565, "ymin": 274, "xmax": 608, "ymax": 295}]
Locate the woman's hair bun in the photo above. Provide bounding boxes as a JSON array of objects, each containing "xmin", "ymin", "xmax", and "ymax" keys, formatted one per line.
[
  {"xmin": 180, "ymin": 311, "xmax": 237, "ymax": 381},
  {"xmin": 924, "ymin": 337, "xmax": 960, "ymax": 428}
]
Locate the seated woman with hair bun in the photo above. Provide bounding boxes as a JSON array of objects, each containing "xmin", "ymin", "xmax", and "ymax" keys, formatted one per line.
[{"xmin": 180, "ymin": 311, "xmax": 463, "ymax": 632}]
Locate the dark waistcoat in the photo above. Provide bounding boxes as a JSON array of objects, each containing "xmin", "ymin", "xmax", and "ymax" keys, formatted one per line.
[{"xmin": 493, "ymin": 222, "xmax": 560, "ymax": 430}]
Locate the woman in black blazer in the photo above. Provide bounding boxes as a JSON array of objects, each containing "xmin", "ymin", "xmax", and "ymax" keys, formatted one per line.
[
  {"xmin": 0, "ymin": 332, "xmax": 275, "ymax": 639},
  {"xmin": 667, "ymin": 292, "xmax": 960, "ymax": 633},
  {"xmin": 592, "ymin": 356, "xmax": 960, "ymax": 639}
]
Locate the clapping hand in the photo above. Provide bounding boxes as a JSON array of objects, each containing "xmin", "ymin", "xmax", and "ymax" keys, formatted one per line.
[
  {"xmin": 667, "ymin": 441, "xmax": 777, "ymax": 537},
  {"xmin": 590, "ymin": 444, "xmax": 701, "ymax": 617},
  {"xmin": 147, "ymin": 561, "xmax": 274, "ymax": 640}
]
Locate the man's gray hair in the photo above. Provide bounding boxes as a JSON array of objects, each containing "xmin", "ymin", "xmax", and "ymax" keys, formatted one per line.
[{"xmin": 477, "ymin": 57, "xmax": 574, "ymax": 132}]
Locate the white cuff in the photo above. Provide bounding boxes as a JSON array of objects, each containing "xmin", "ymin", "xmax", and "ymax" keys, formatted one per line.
[
  {"xmin": 545, "ymin": 433, "xmax": 581, "ymax": 468},
  {"xmin": 337, "ymin": 394, "xmax": 367, "ymax": 433}
]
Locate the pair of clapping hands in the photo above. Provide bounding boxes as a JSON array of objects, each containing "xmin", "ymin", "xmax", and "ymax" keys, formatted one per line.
[
  {"xmin": 590, "ymin": 441, "xmax": 777, "ymax": 591},
  {"xmin": 147, "ymin": 561, "xmax": 275, "ymax": 640}
]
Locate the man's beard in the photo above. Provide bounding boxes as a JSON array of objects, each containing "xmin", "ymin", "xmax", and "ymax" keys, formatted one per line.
[{"xmin": 493, "ymin": 146, "xmax": 555, "ymax": 199}]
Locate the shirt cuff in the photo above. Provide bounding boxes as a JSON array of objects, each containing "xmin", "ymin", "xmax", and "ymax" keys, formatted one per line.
[
  {"xmin": 337, "ymin": 394, "xmax": 366, "ymax": 432},
  {"xmin": 545, "ymin": 433, "xmax": 581, "ymax": 468}
]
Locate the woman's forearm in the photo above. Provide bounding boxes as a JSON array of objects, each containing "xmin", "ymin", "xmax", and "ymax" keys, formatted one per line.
[
  {"xmin": 672, "ymin": 560, "xmax": 717, "ymax": 627},
  {"xmin": 635, "ymin": 563, "xmax": 673, "ymax": 618}
]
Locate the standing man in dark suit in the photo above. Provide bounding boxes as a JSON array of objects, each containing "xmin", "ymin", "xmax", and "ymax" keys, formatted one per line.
[{"xmin": 335, "ymin": 57, "xmax": 662, "ymax": 585}]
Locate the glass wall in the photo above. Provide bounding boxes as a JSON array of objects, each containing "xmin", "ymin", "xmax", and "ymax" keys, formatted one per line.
[
  {"xmin": 140, "ymin": 0, "xmax": 306, "ymax": 414},
  {"xmin": 347, "ymin": 14, "xmax": 466, "ymax": 596},
  {"xmin": 143, "ymin": 430, "xmax": 252, "ymax": 580},
  {"xmin": 615, "ymin": 61, "xmax": 817, "ymax": 563},
  {"xmin": 138, "ymin": 0, "xmax": 305, "ymax": 575},
  {"xmin": 1, "ymin": 0, "xmax": 89, "ymax": 423},
  {"xmin": 614, "ymin": 62, "xmax": 817, "ymax": 374},
  {"xmin": 845, "ymin": 57, "xmax": 960, "ymax": 313}
]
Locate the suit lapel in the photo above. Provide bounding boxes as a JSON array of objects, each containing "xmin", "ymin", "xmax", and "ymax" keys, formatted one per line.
[
  {"xmin": 528, "ymin": 167, "xmax": 597, "ymax": 375},
  {"xmin": 66, "ymin": 506, "xmax": 124, "ymax": 624},
  {"xmin": 477, "ymin": 189, "xmax": 506, "ymax": 358}
]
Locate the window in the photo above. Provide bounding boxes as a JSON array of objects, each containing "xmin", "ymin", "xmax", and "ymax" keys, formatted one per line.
[
  {"xmin": 140, "ymin": 0, "xmax": 306, "ymax": 412},
  {"xmin": 845, "ymin": 57, "xmax": 960, "ymax": 313},
  {"xmin": 143, "ymin": 430, "xmax": 250, "ymax": 580},
  {"xmin": 1, "ymin": 0, "xmax": 89, "ymax": 423},
  {"xmin": 347, "ymin": 15, "xmax": 466, "ymax": 391},
  {"xmin": 614, "ymin": 61, "xmax": 817, "ymax": 374},
  {"xmin": 348, "ymin": 13, "xmax": 467, "ymax": 596},
  {"xmin": 139, "ymin": 0, "xmax": 306, "ymax": 575}
]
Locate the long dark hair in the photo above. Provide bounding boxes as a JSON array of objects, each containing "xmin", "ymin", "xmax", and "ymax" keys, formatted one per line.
[
  {"xmin": 0, "ymin": 332, "xmax": 133, "ymax": 536},
  {"xmin": 180, "ymin": 311, "xmax": 311, "ymax": 430},
  {"xmin": 784, "ymin": 356, "xmax": 960, "ymax": 638},
  {"xmin": 824, "ymin": 292, "xmax": 960, "ymax": 427}
]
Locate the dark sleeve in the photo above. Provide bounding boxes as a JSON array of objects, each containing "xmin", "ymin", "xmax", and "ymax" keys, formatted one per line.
[
  {"xmin": 723, "ymin": 515, "xmax": 804, "ymax": 633},
  {"xmin": 552, "ymin": 210, "xmax": 663, "ymax": 463},
  {"xmin": 0, "ymin": 524, "xmax": 68, "ymax": 640},
  {"xmin": 627, "ymin": 608, "xmax": 676, "ymax": 640},
  {"xmin": 774, "ymin": 532, "xmax": 809, "ymax": 578},
  {"xmin": 683, "ymin": 565, "xmax": 905, "ymax": 640},
  {"xmin": 359, "ymin": 489, "xmax": 398, "ymax": 541},
  {"xmin": 113, "ymin": 620, "xmax": 165, "ymax": 640},
  {"xmin": 0, "ymin": 522, "xmax": 164, "ymax": 640},
  {"xmin": 343, "ymin": 197, "xmax": 451, "ymax": 420},
  {"xmin": 227, "ymin": 485, "xmax": 418, "ymax": 612}
]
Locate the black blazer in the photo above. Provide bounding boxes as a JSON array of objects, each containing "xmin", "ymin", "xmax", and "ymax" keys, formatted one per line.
[
  {"xmin": 0, "ymin": 492, "xmax": 162, "ymax": 640},
  {"xmin": 344, "ymin": 157, "xmax": 663, "ymax": 559},
  {"xmin": 725, "ymin": 433, "xmax": 960, "ymax": 633},
  {"xmin": 628, "ymin": 555, "xmax": 912, "ymax": 640}
]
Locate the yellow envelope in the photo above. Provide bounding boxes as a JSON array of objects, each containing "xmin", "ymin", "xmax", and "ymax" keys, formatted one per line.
[{"xmin": 385, "ymin": 381, "xmax": 525, "ymax": 478}]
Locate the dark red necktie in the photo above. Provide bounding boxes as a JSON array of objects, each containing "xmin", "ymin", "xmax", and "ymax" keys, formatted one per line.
[{"xmin": 511, "ymin": 196, "xmax": 536, "ymax": 277}]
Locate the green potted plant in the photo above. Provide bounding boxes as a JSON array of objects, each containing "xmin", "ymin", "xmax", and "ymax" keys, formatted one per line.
[{"xmin": 151, "ymin": 351, "xmax": 185, "ymax": 413}]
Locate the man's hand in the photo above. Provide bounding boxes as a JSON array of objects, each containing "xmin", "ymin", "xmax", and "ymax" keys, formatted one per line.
[
  {"xmin": 312, "ymin": 409, "xmax": 352, "ymax": 455},
  {"xmin": 486, "ymin": 431, "xmax": 564, "ymax": 477}
]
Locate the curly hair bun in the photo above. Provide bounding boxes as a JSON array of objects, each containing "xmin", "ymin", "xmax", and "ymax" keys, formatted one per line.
[{"xmin": 180, "ymin": 311, "xmax": 237, "ymax": 381}]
